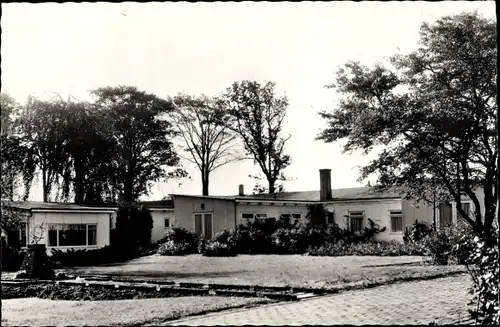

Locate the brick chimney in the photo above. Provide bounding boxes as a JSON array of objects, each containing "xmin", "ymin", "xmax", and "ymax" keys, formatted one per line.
[
  {"xmin": 319, "ymin": 169, "xmax": 332, "ymax": 201},
  {"xmin": 238, "ymin": 184, "xmax": 244, "ymax": 196}
]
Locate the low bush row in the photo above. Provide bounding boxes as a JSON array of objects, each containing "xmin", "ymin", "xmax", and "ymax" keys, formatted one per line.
[
  {"xmin": 49, "ymin": 246, "xmax": 139, "ymax": 268},
  {"xmin": 156, "ymin": 219, "xmax": 482, "ymax": 263},
  {"xmin": 307, "ymin": 239, "xmax": 426, "ymax": 256}
]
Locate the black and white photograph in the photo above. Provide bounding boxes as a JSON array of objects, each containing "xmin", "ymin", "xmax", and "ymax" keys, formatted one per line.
[{"xmin": 0, "ymin": 1, "xmax": 498, "ymax": 326}]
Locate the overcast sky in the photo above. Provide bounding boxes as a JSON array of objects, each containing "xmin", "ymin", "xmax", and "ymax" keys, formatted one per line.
[{"xmin": 1, "ymin": 1, "xmax": 496, "ymax": 201}]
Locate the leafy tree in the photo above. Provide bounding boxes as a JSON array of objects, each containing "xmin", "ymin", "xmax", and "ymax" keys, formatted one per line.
[
  {"xmin": 16, "ymin": 96, "xmax": 69, "ymax": 202},
  {"xmin": 91, "ymin": 86, "xmax": 185, "ymax": 203},
  {"xmin": 317, "ymin": 12, "xmax": 497, "ymax": 239},
  {"xmin": 224, "ymin": 80, "xmax": 291, "ymax": 194},
  {"xmin": 114, "ymin": 204, "xmax": 153, "ymax": 249},
  {"xmin": 56, "ymin": 99, "xmax": 119, "ymax": 204},
  {"xmin": 250, "ymin": 174, "xmax": 285, "ymax": 195},
  {"xmin": 170, "ymin": 94, "xmax": 242, "ymax": 195},
  {"xmin": 306, "ymin": 204, "xmax": 329, "ymax": 228},
  {"xmin": 1, "ymin": 93, "xmax": 25, "ymax": 201}
]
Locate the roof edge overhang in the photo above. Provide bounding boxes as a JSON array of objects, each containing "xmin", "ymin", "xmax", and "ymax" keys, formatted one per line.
[{"xmin": 31, "ymin": 209, "xmax": 117, "ymax": 213}]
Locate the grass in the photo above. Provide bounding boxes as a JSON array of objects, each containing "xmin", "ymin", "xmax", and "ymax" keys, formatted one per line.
[
  {"xmin": 62, "ymin": 254, "xmax": 467, "ymax": 289},
  {"xmin": 0, "ymin": 296, "xmax": 271, "ymax": 326}
]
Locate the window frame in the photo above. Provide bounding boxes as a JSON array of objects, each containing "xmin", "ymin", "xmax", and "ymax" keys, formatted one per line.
[
  {"xmin": 47, "ymin": 223, "xmax": 98, "ymax": 247},
  {"xmin": 457, "ymin": 201, "xmax": 472, "ymax": 222},
  {"xmin": 164, "ymin": 218, "xmax": 170, "ymax": 228},
  {"xmin": 389, "ymin": 210, "xmax": 403, "ymax": 232},
  {"xmin": 348, "ymin": 211, "xmax": 365, "ymax": 233},
  {"xmin": 241, "ymin": 213, "xmax": 255, "ymax": 219},
  {"xmin": 7, "ymin": 223, "xmax": 28, "ymax": 248}
]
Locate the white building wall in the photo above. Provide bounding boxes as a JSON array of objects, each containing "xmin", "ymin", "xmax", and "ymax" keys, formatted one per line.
[
  {"xmin": 150, "ymin": 209, "xmax": 175, "ymax": 243},
  {"xmin": 235, "ymin": 203, "xmax": 310, "ymax": 227},
  {"xmin": 30, "ymin": 211, "xmax": 111, "ymax": 255},
  {"xmin": 326, "ymin": 199, "xmax": 404, "ymax": 242}
]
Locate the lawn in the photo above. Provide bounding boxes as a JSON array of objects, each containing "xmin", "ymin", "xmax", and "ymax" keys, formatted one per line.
[
  {"xmin": 0, "ymin": 296, "xmax": 271, "ymax": 326},
  {"xmin": 62, "ymin": 254, "xmax": 467, "ymax": 289}
]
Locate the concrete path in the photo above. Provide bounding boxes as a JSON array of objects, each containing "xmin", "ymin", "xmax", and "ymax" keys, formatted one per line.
[{"xmin": 166, "ymin": 274, "xmax": 474, "ymax": 326}]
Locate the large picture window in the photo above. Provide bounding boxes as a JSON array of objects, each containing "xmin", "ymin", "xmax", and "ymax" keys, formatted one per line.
[{"xmin": 48, "ymin": 224, "xmax": 97, "ymax": 247}]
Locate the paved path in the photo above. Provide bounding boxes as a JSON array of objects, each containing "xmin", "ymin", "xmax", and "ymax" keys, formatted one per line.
[{"xmin": 167, "ymin": 274, "xmax": 474, "ymax": 326}]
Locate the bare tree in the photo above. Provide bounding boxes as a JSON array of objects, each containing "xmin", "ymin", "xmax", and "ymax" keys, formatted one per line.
[
  {"xmin": 170, "ymin": 94, "xmax": 243, "ymax": 195},
  {"xmin": 224, "ymin": 81, "xmax": 291, "ymax": 194}
]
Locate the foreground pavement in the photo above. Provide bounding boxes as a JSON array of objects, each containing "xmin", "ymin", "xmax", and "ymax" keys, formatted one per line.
[{"xmin": 166, "ymin": 274, "xmax": 474, "ymax": 326}]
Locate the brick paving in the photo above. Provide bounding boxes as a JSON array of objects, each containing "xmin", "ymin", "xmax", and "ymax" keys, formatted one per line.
[{"xmin": 166, "ymin": 274, "xmax": 474, "ymax": 326}]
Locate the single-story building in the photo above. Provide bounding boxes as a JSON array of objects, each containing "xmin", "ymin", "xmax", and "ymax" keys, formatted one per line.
[
  {"xmin": 139, "ymin": 200, "xmax": 175, "ymax": 243},
  {"xmin": 2, "ymin": 202, "xmax": 116, "ymax": 254},
  {"xmin": 170, "ymin": 169, "xmax": 478, "ymax": 242},
  {"xmin": 3, "ymin": 169, "xmax": 483, "ymax": 251},
  {"xmin": 2, "ymin": 200, "xmax": 175, "ymax": 254}
]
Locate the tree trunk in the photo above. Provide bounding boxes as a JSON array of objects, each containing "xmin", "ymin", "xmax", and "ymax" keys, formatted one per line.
[
  {"xmin": 73, "ymin": 164, "xmax": 85, "ymax": 204},
  {"xmin": 202, "ymin": 170, "xmax": 209, "ymax": 196},
  {"xmin": 267, "ymin": 177, "xmax": 275, "ymax": 194},
  {"xmin": 42, "ymin": 167, "xmax": 48, "ymax": 203}
]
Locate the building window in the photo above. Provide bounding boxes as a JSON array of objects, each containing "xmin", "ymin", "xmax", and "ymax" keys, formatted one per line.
[
  {"xmin": 164, "ymin": 218, "xmax": 170, "ymax": 228},
  {"xmin": 7, "ymin": 223, "xmax": 27, "ymax": 248},
  {"xmin": 457, "ymin": 202, "xmax": 471, "ymax": 222},
  {"xmin": 242, "ymin": 213, "xmax": 254, "ymax": 219},
  {"xmin": 48, "ymin": 224, "xmax": 97, "ymax": 247},
  {"xmin": 326, "ymin": 212, "xmax": 335, "ymax": 225},
  {"xmin": 255, "ymin": 213, "xmax": 268, "ymax": 219},
  {"xmin": 349, "ymin": 211, "xmax": 364, "ymax": 233},
  {"xmin": 389, "ymin": 210, "xmax": 403, "ymax": 232},
  {"xmin": 279, "ymin": 213, "xmax": 302, "ymax": 224}
]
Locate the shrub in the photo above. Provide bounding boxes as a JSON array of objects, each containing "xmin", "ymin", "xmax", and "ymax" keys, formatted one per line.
[
  {"xmin": 464, "ymin": 233, "xmax": 499, "ymax": 325},
  {"xmin": 421, "ymin": 224, "xmax": 476, "ymax": 265},
  {"xmin": 272, "ymin": 227, "xmax": 308, "ymax": 254},
  {"xmin": 157, "ymin": 227, "xmax": 198, "ymax": 256},
  {"xmin": 306, "ymin": 239, "xmax": 425, "ymax": 257},
  {"xmin": 212, "ymin": 229, "xmax": 241, "ymax": 250},
  {"xmin": 157, "ymin": 240, "xmax": 192, "ymax": 256},
  {"xmin": 305, "ymin": 204, "xmax": 329, "ymax": 228},
  {"xmin": 50, "ymin": 246, "xmax": 134, "ymax": 267},
  {"xmin": 404, "ymin": 220, "xmax": 434, "ymax": 243},
  {"xmin": 202, "ymin": 241, "xmax": 238, "ymax": 257},
  {"xmin": 421, "ymin": 228, "xmax": 453, "ymax": 265},
  {"xmin": 200, "ymin": 229, "xmax": 240, "ymax": 257},
  {"xmin": 114, "ymin": 205, "xmax": 153, "ymax": 250},
  {"xmin": 232, "ymin": 229, "xmax": 253, "ymax": 254},
  {"xmin": 1, "ymin": 246, "xmax": 26, "ymax": 271},
  {"xmin": 237, "ymin": 219, "xmax": 279, "ymax": 254},
  {"xmin": 197, "ymin": 238, "xmax": 207, "ymax": 254}
]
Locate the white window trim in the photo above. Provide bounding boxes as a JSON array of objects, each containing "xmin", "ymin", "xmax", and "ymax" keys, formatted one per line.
[
  {"xmin": 47, "ymin": 223, "xmax": 98, "ymax": 248},
  {"xmin": 389, "ymin": 210, "xmax": 403, "ymax": 233},
  {"xmin": 348, "ymin": 210, "xmax": 365, "ymax": 232},
  {"xmin": 193, "ymin": 212, "xmax": 214, "ymax": 238},
  {"xmin": 255, "ymin": 213, "xmax": 268, "ymax": 219},
  {"xmin": 241, "ymin": 212, "xmax": 255, "ymax": 219}
]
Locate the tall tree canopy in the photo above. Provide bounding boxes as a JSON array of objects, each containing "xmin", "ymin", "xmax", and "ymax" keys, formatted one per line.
[
  {"xmin": 170, "ymin": 93, "xmax": 241, "ymax": 195},
  {"xmin": 317, "ymin": 12, "xmax": 497, "ymax": 237},
  {"xmin": 1, "ymin": 93, "xmax": 24, "ymax": 201},
  {"xmin": 224, "ymin": 80, "xmax": 291, "ymax": 194},
  {"xmin": 17, "ymin": 95, "xmax": 69, "ymax": 202},
  {"xmin": 91, "ymin": 86, "xmax": 184, "ymax": 203}
]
